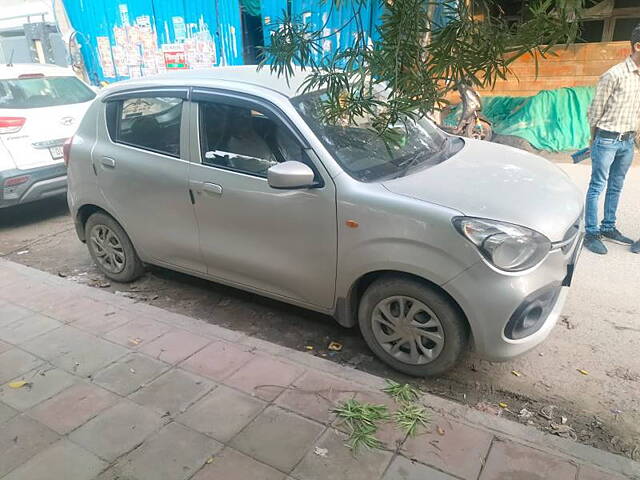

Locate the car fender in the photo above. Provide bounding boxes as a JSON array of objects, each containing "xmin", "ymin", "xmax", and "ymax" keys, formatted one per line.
[{"xmin": 332, "ymin": 180, "xmax": 480, "ymax": 327}]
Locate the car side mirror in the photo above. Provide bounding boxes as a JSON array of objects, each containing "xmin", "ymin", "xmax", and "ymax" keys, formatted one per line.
[{"xmin": 267, "ymin": 161, "xmax": 316, "ymax": 189}]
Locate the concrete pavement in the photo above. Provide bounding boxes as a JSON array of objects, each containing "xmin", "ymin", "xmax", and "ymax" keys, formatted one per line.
[{"xmin": 0, "ymin": 259, "xmax": 638, "ymax": 479}]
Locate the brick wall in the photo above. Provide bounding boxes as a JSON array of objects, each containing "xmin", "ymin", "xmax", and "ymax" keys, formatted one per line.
[{"xmin": 477, "ymin": 41, "xmax": 632, "ymax": 97}]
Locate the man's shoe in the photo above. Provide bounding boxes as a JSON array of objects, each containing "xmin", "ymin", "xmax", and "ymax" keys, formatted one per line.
[
  {"xmin": 584, "ymin": 234, "xmax": 608, "ymax": 255},
  {"xmin": 632, "ymin": 240, "xmax": 640, "ymax": 254},
  {"xmin": 602, "ymin": 228, "xmax": 634, "ymax": 245}
]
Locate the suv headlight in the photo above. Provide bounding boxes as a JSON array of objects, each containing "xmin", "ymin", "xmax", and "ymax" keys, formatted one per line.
[{"xmin": 453, "ymin": 217, "xmax": 551, "ymax": 272}]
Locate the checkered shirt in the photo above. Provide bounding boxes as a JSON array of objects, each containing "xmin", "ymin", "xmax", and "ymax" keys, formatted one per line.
[{"xmin": 587, "ymin": 57, "xmax": 640, "ymax": 134}]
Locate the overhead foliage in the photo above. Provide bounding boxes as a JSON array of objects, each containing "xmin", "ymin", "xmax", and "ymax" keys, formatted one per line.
[{"xmin": 260, "ymin": 0, "xmax": 583, "ymax": 137}]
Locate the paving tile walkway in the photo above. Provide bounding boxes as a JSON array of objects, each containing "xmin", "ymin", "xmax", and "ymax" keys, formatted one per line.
[{"xmin": 0, "ymin": 259, "xmax": 638, "ymax": 480}]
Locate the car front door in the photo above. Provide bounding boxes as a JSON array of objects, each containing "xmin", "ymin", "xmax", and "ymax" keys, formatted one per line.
[
  {"xmin": 93, "ymin": 89, "xmax": 203, "ymax": 272},
  {"xmin": 188, "ymin": 90, "xmax": 337, "ymax": 309}
]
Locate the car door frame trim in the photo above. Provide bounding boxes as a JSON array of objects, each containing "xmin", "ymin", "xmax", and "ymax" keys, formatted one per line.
[{"xmin": 101, "ymin": 88, "xmax": 190, "ymax": 103}]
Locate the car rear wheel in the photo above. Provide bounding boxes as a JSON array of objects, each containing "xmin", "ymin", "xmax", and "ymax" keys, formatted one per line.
[
  {"xmin": 85, "ymin": 212, "xmax": 144, "ymax": 283},
  {"xmin": 358, "ymin": 275, "xmax": 467, "ymax": 377}
]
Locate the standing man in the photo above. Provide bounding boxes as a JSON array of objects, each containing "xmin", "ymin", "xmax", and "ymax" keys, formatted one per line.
[{"xmin": 585, "ymin": 24, "xmax": 640, "ymax": 255}]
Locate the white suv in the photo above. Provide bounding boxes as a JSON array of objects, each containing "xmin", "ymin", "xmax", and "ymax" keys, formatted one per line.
[{"xmin": 0, "ymin": 63, "xmax": 95, "ymax": 208}]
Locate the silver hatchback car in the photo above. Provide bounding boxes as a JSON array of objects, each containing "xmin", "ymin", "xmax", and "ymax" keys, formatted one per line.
[{"xmin": 66, "ymin": 67, "xmax": 584, "ymax": 377}]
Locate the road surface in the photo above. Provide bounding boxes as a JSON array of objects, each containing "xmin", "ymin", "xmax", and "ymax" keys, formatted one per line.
[{"xmin": 1, "ymin": 163, "xmax": 638, "ymax": 458}]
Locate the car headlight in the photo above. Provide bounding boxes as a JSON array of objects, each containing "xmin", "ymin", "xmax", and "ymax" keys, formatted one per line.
[{"xmin": 453, "ymin": 217, "xmax": 551, "ymax": 272}]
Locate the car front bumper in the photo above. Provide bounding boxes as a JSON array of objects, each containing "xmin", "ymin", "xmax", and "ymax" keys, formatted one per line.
[
  {"xmin": 0, "ymin": 164, "xmax": 67, "ymax": 208},
  {"xmin": 443, "ymin": 232, "xmax": 583, "ymax": 361}
]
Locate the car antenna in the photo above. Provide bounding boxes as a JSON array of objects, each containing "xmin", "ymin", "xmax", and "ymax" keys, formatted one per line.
[{"xmin": 6, "ymin": 49, "xmax": 14, "ymax": 67}]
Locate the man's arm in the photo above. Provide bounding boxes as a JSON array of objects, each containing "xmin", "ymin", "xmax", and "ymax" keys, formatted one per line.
[{"xmin": 587, "ymin": 73, "xmax": 615, "ymax": 141}]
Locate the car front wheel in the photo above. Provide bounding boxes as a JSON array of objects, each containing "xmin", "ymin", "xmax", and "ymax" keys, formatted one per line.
[
  {"xmin": 85, "ymin": 212, "xmax": 145, "ymax": 283},
  {"xmin": 358, "ymin": 275, "xmax": 468, "ymax": 377}
]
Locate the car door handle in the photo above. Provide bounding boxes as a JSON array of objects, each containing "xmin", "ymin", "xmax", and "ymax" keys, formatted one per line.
[
  {"xmin": 101, "ymin": 157, "xmax": 116, "ymax": 168},
  {"xmin": 202, "ymin": 182, "xmax": 223, "ymax": 196}
]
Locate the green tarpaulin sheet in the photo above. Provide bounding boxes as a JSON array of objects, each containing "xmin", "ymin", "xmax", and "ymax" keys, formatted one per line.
[{"xmin": 447, "ymin": 86, "xmax": 596, "ymax": 152}]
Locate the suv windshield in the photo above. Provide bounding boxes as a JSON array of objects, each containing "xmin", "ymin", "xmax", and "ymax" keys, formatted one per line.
[
  {"xmin": 0, "ymin": 76, "xmax": 96, "ymax": 109},
  {"xmin": 292, "ymin": 91, "xmax": 462, "ymax": 182}
]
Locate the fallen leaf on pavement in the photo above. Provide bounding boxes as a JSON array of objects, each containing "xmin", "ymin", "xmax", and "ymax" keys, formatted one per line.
[
  {"xmin": 328, "ymin": 341, "xmax": 343, "ymax": 352},
  {"xmin": 8, "ymin": 381, "xmax": 30, "ymax": 389},
  {"xmin": 314, "ymin": 447, "xmax": 328, "ymax": 457},
  {"xmin": 549, "ymin": 423, "xmax": 577, "ymax": 440},
  {"xmin": 539, "ymin": 405, "xmax": 557, "ymax": 420},
  {"xmin": 498, "ymin": 402, "xmax": 508, "ymax": 409},
  {"xmin": 205, "ymin": 457, "xmax": 214, "ymax": 464},
  {"xmin": 518, "ymin": 408, "xmax": 533, "ymax": 420},
  {"xmin": 577, "ymin": 369, "xmax": 589, "ymax": 376},
  {"xmin": 128, "ymin": 338, "xmax": 142, "ymax": 346},
  {"xmin": 474, "ymin": 402, "xmax": 502, "ymax": 416}
]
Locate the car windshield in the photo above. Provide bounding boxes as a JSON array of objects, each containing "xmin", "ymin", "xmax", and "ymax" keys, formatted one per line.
[
  {"xmin": 0, "ymin": 75, "xmax": 96, "ymax": 109},
  {"xmin": 292, "ymin": 91, "xmax": 462, "ymax": 182}
]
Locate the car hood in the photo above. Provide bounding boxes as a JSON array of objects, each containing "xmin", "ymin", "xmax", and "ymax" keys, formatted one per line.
[{"xmin": 382, "ymin": 139, "xmax": 583, "ymax": 242}]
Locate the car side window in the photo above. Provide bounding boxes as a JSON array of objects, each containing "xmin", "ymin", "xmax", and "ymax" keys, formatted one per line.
[
  {"xmin": 198, "ymin": 101, "xmax": 308, "ymax": 177},
  {"xmin": 106, "ymin": 96, "xmax": 183, "ymax": 158}
]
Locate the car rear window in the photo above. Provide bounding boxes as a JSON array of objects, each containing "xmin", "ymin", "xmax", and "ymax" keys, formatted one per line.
[
  {"xmin": 0, "ymin": 75, "xmax": 96, "ymax": 109},
  {"xmin": 105, "ymin": 96, "xmax": 183, "ymax": 158}
]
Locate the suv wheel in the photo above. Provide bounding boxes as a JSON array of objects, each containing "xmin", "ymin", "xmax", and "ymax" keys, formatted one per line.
[
  {"xmin": 85, "ymin": 212, "xmax": 145, "ymax": 283},
  {"xmin": 358, "ymin": 275, "xmax": 467, "ymax": 377}
]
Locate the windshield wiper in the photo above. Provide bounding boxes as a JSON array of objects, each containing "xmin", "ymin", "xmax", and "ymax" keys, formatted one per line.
[
  {"xmin": 394, "ymin": 137, "xmax": 451, "ymax": 178},
  {"xmin": 395, "ymin": 153, "xmax": 424, "ymax": 176}
]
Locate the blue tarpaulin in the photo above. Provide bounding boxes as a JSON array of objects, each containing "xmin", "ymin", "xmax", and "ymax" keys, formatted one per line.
[
  {"xmin": 63, "ymin": 0, "xmax": 244, "ymax": 84},
  {"xmin": 66, "ymin": 0, "xmax": 461, "ymax": 83},
  {"xmin": 260, "ymin": 0, "xmax": 384, "ymax": 62}
]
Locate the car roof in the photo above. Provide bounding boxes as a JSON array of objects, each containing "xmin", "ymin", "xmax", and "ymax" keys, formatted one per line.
[
  {"xmin": 102, "ymin": 65, "xmax": 312, "ymax": 99},
  {"xmin": 0, "ymin": 63, "xmax": 77, "ymax": 80}
]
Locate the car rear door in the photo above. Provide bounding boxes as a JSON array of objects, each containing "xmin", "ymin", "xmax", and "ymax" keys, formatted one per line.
[
  {"xmin": 187, "ymin": 89, "xmax": 337, "ymax": 309},
  {"xmin": 92, "ymin": 88, "xmax": 203, "ymax": 273}
]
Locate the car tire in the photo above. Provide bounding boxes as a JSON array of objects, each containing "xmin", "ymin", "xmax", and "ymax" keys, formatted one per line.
[
  {"xmin": 358, "ymin": 275, "xmax": 467, "ymax": 377},
  {"xmin": 85, "ymin": 212, "xmax": 145, "ymax": 283}
]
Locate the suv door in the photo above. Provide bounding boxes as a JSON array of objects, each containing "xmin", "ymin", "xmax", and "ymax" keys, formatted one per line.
[
  {"xmin": 188, "ymin": 89, "xmax": 337, "ymax": 309},
  {"xmin": 93, "ymin": 89, "xmax": 203, "ymax": 272}
]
